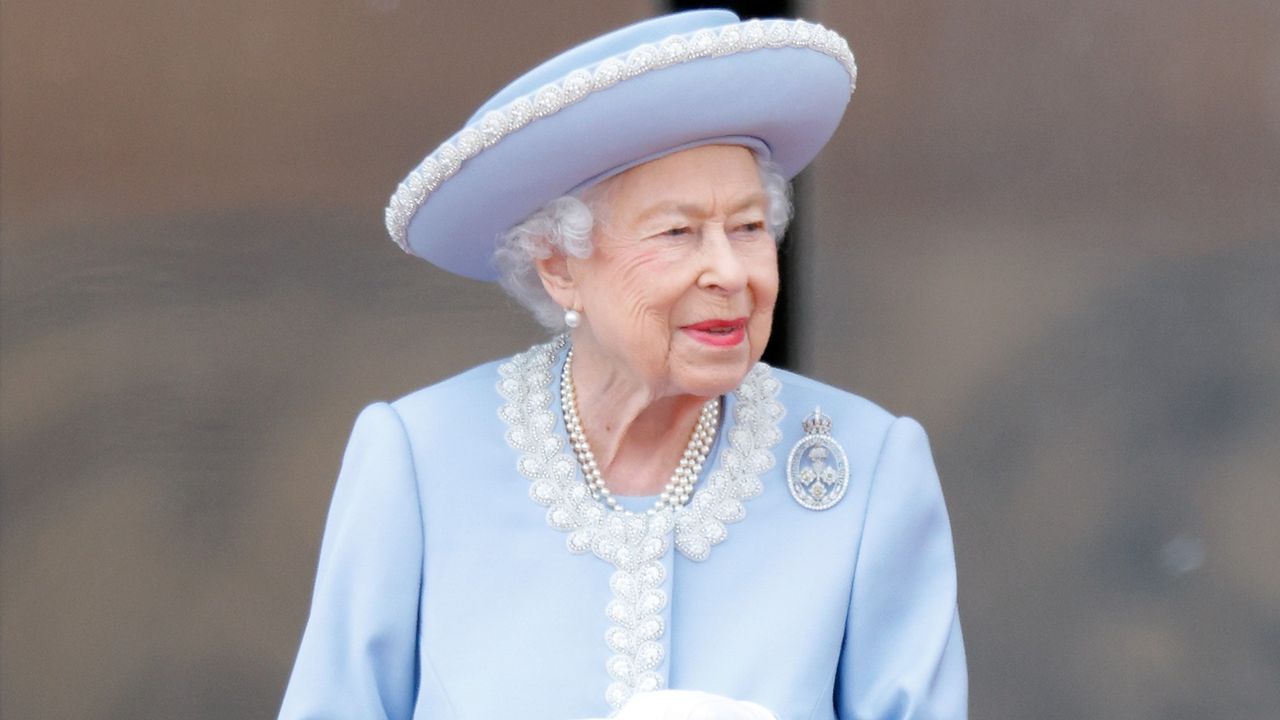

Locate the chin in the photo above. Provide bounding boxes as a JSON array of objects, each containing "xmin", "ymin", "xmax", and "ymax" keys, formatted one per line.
[
  {"xmin": 668, "ymin": 329, "xmax": 769, "ymax": 397},
  {"xmin": 675, "ymin": 362, "xmax": 755, "ymax": 399}
]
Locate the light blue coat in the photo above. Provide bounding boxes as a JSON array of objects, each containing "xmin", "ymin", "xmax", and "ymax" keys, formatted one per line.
[{"xmin": 280, "ymin": 342, "xmax": 966, "ymax": 719}]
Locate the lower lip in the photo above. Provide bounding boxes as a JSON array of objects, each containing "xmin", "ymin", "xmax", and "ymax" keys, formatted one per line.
[{"xmin": 683, "ymin": 325, "xmax": 746, "ymax": 347}]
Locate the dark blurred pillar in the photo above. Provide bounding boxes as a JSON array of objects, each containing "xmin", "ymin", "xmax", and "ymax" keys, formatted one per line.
[{"xmin": 667, "ymin": 0, "xmax": 802, "ymax": 371}]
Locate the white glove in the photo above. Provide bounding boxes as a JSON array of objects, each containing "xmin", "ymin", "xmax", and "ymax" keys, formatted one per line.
[{"xmin": 610, "ymin": 689, "xmax": 776, "ymax": 720}]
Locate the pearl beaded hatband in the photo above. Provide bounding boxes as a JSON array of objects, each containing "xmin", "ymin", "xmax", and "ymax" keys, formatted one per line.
[
  {"xmin": 384, "ymin": 12, "xmax": 856, "ymax": 280},
  {"xmin": 559, "ymin": 348, "xmax": 719, "ymax": 515}
]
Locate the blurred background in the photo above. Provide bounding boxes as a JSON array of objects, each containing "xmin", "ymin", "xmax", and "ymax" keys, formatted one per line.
[{"xmin": 2, "ymin": 0, "xmax": 1277, "ymax": 717}]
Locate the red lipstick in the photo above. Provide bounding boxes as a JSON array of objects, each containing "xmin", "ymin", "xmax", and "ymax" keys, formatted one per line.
[{"xmin": 682, "ymin": 317, "xmax": 747, "ymax": 347}]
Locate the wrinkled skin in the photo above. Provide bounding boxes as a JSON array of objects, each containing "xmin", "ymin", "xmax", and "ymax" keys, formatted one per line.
[{"xmin": 536, "ymin": 144, "xmax": 779, "ymax": 494}]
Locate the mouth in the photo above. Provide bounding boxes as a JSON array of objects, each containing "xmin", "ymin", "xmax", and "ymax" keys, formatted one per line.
[{"xmin": 681, "ymin": 317, "xmax": 748, "ymax": 347}]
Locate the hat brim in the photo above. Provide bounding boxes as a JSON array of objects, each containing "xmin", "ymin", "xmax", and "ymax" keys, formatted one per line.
[{"xmin": 387, "ymin": 15, "xmax": 855, "ymax": 281}]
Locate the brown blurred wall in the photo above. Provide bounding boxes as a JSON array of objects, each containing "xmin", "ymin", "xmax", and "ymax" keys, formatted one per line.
[{"xmin": 3, "ymin": 1, "xmax": 1278, "ymax": 718}]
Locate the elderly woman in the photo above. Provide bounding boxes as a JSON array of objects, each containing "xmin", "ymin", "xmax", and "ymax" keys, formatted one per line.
[{"xmin": 280, "ymin": 10, "xmax": 965, "ymax": 720}]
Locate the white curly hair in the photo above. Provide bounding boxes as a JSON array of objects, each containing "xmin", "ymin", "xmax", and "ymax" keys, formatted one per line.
[{"xmin": 493, "ymin": 154, "xmax": 793, "ymax": 331}]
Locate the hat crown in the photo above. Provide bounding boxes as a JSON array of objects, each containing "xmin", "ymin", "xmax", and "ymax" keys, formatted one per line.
[
  {"xmin": 387, "ymin": 12, "xmax": 857, "ymax": 280},
  {"xmin": 468, "ymin": 10, "xmax": 739, "ymax": 125}
]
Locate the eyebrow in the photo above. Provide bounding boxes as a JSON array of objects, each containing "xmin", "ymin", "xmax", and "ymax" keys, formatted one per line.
[{"xmin": 633, "ymin": 191, "xmax": 770, "ymax": 226}]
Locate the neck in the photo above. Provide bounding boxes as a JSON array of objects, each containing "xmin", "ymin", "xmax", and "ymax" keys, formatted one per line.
[{"xmin": 567, "ymin": 339, "xmax": 713, "ymax": 496}]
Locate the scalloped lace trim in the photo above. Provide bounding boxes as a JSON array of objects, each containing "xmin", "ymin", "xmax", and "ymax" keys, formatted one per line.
[{"xmin": 497, "ymin": 337, "xmax": 783, "ymax": 710}]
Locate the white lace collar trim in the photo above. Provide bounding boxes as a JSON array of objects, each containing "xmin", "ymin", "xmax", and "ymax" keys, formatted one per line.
[{"xmin": 497, "ymin": 337, "xmax": 784, "ymax": 710}]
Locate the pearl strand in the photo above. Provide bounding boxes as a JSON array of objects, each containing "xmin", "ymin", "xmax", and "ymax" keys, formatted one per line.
[{"xmin": 560, "ymin": 348, "xmax": 718, "ymax": 515}]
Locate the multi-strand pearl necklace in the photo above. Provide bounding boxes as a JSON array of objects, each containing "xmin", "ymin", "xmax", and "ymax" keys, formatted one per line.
[{"xmin": 560, "ymin": 348, "xmax": 719, "ymax": 515}]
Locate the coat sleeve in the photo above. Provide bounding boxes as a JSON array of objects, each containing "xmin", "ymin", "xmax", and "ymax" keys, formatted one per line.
[
  {"xmin": 279, "ymin": 402, "xmax": 424, "ymax": 720},
  {"xmin": 835, "ymin": 417, "xmax": 968, "ymax": 720}
]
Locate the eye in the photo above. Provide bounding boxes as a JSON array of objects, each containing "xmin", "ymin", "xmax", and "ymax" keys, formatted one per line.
[
  {"xmin": 660, "ymin": 226, "xmax": 693, "ymax": 237},
  {"xmin": 735, "ymin": 221, "xmax": 767, "ymax": 234}
]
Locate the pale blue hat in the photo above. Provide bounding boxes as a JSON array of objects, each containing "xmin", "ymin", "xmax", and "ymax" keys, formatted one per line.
[{"xmin": 385, "ymin": 10, "xmax": 856, "ymax": 281}]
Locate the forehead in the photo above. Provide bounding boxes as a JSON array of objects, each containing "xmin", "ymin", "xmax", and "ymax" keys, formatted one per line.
[{"xmin": 589, "ymin": 144, "xmax": 765, "ymax": 219}]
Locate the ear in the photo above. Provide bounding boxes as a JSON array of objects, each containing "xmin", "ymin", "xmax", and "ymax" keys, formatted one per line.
[{"xmin": 534, "ymin": 250, "xmax": 579, "ymax": 311}]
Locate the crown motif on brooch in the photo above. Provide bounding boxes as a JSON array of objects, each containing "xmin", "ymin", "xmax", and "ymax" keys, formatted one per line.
[
  {"xmin": 802, "ymin": 407, "xmax": 833, "ymax": 436},
  {"xmin": 788, "ymin": 405, "xmax": 849, "ymax": 510}
]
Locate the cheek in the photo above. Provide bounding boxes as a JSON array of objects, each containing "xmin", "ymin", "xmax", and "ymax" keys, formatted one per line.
[
  {"xmin": 747, "ymin": 251, "xmax": 780, "ymax": 352},
  {"xmin": 750, "ymin": 249, "xmax": 781, "ymax": 309},
  {"xmin": 590, "ymin": 249, "xmax": 686, "ymax": 330}
]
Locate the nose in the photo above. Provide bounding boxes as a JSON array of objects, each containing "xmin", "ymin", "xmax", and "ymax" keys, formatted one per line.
[{"xmin": 697, "ymin": 224, "xmax": 748, "ymax": 293}]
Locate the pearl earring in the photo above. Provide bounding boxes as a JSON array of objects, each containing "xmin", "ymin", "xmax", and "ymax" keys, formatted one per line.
[{"xmin": 564, "ymin": 308, "xmax": 582, "ymax": 328}]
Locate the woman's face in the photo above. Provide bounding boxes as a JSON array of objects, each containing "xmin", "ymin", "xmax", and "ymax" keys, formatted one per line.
[{"xmin": 554, "ymin": 144, "xmax": 779, "ymax": 400}]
